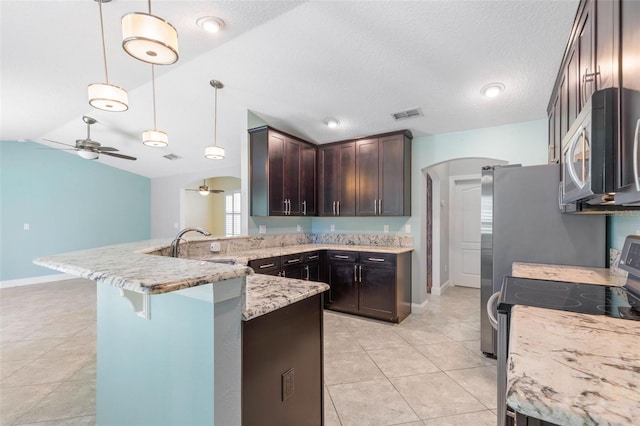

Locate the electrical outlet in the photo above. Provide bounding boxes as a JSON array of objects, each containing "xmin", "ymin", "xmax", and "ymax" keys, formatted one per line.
[
  {"xmin": 259, "ymin": 225, "xmax": 266, "ymax": 234},
  {"xmin": 281, "ymin": 368, "xmax": 294, "ymax": 401},
  {"xmin": 23, "ymin": 223, "xmax": 29, "ymax": 231},
  {"xmin": 444, "ymin": 264, "xmax": 448, "ymax": 272},
  {"xmin": 296, "ymin": 224, "xmax": 302, "ymax": 232},
  {"xmin": 405, "ymin": 224, "xmax": 411, "ymax": 233},
  {"xmin": 330, "ymin": 224, "xmax": 335, "ymax": 232},
  {"xmin": 209, "ymin": 242, "xmax": 221, "ymax": 252},
  {"xmin": 384, "ymin": 224, "xmax": 389, "ymax": 233}
]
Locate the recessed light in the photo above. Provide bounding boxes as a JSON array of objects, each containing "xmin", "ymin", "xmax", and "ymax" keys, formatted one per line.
[
  {"xmin": 196, "ymin": 16, "xmax": 225, "ymax": 33},
  {"xmin": 325, "ymin": 119, "xmax": 340, "ymax": 129},
  {"xmin": 481, "ymin": 83, "xmax": 505, "ymax": 98}
]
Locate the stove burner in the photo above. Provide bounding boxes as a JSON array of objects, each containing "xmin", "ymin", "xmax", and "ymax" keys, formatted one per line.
[
  {"xmin": 514, "ymin": 291, "xmax": 582, "ymax": 309},
  {"xmin": 578, "ymin": 292, "xmax": 611, "ymax": 303},
  {"xmin": 511, "ymin": 279, "xmax": 571, "ymax": 292},
  {"xmin": 596, "ymin": 305, "xmax": 609, "ymax": 313}
]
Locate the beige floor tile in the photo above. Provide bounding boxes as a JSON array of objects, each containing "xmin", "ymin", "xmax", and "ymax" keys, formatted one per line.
[
  {"xmin": 67, "ymin": 357, "xmax": 96, "ymax": 382},
  {"xmin": 324, "ymin": 330, "xmax": 363, "ymax": 354},
  {"xmin": 40, "ymin": 336, "xmax": 96, "ymax": 359},
  {"xmin": 394, "ymin": 327, "xmax": 453, "ymax": 346},
  {"xmin": 0, "ymin": 382, "xmax": 59, "ymax": 425},
  {"xmin": 26, "ymin": 321, "xmax": 96, "ymax": 340},
  {"xmin": 16, "ymin": 379, "xmax": 96, "ymax": 424},
  {"xmin": 0, "ymin": 358, "xmax": 31, "ymax": 381},
  {"xmin": 324, "ymin": 386, "xmax": 342, "ymax": 426},
  {"xmin": 328, "ymin": 379, "xmax": 419, "ymax": 426},
  {"xmin": 445, "ymin": 366, "xmax": 497, "ymax": 409},
  {"xmin": 1, "ymin": 355, "xmax": 91, "ymax": 388},
  {"xmin": 324, "ymin": 351, "xmax": 384, "ymax": 385},
  {"xmin": 16, "ymin": 415, "xmax": 96, "ymax": 426},
  {"xmin": 390, "ymin": 372, "xmax": 485, "ymax": 420},
  {"xmin": 421, "ymin": 410, "xmax": 496, "ymax": 426},
  {"xmin": 414, "ymin": 342, "xmax": 492, "ymax": 371},
  {"xmin": 0, "ymin": 339, "xmax": 66, "ymax": 361},
  {"xmin": 352, "ymin": 328, "xmax": 410, "ymax": 351},
  {"xmin": 430, "ymin": 322, "xmax": 480, "ymax": 342},
  {"xmin": 367, "ymin": 346, "xmax": 440, "ymax": 378}
]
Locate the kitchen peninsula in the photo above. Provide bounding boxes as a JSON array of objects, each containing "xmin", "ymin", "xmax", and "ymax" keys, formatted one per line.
[{"xmin": 33, "ymin": 233, "xmax": 411, "ymax": 425}]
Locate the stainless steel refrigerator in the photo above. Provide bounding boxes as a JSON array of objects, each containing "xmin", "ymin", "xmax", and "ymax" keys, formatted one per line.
[{"xmin": 480, "ymin": 164, "xmax": 607, "ymax": 357}]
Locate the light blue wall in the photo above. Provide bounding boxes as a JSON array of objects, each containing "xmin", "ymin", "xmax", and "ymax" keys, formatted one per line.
[
  {"xmin": 249, "ymin": 216, "xmax": 313, "ymax": 235},
  {"xmin": 610, "ymin": 215, "xmax": 640, "ymax": 250},
  {"xmin": 0, "ymin": 142, "xmax": 151, "ymax": 281}
]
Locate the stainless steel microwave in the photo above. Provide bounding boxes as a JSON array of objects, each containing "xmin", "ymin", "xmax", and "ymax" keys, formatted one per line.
[{"xmin": 561, "ymin": 89, "xmax": 617, "ymax": 205}]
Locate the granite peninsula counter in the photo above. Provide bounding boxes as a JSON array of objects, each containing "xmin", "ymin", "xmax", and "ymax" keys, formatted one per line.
[{"xmin": 507, "ymin": 305, "xmax": 640, "ymax": 425}]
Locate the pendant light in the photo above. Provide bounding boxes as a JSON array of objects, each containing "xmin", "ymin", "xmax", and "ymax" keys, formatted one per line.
[
  {"xmin": 204, "ymin": 80, "xmax": 225, "ymax": 160},
  {"xmin": 121, "ymin": 0, "xmax": 178, "ymax": 65},
  {"xmin": 88, "ymin": 0, "xmax": 128, "ymax": 111},
  {"xmin": 142, "ymin": 65, "xmax": 168, "ymax": 147}
]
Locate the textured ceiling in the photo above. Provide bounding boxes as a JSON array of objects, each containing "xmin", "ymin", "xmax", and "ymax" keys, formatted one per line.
[{"xmin": 1, "ymin": 0, "xmax": 579, "ymax": 178}]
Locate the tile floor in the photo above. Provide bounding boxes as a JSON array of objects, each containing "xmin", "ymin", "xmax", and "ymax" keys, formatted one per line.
[{"xmin": 0, "ymin": 279, "xmax": 496, "ymax": 425}]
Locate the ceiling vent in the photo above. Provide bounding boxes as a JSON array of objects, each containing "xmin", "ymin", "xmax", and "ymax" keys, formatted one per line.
[
  {"xmin": 163, "ymin": 153, "xmax": 182, "ymax": 160},
  {"xmin": 391, "ymin": 107, "xmax": 423, "ymax": 121}
]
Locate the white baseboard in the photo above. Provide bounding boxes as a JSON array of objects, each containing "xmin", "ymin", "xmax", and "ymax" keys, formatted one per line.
[
  {"xmin": 411, "ymin": 298, "xmax": 429, "ymax": 314},
  {"xmin": 0, "ymin": 273, "xmax": 75, "ymax": 289},
  {"xmin": 430, "ymin": 280, "xmax": 451, "ymax": 296}
]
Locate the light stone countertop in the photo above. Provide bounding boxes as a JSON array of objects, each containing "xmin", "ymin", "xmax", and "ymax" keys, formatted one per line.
[
  {"xmin": 512, "ymin": 262, "xmax": 628, "ymax": 286},
  {"xmin": 507, "ymin": 305, "xmax": 640, "ymax": 425}
]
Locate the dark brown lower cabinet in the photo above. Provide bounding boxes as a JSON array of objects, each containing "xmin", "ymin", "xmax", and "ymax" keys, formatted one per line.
[
  {"xmin": 326, "ymin": 250, "xmax": 411, "ymax": 323},
  {"xmin": 242, "ymin": 294, "xmax": 324, "ymax": 426},
  {"xmin": 515, "ymin": 412, "xmax": 559, "ymax": 426}
]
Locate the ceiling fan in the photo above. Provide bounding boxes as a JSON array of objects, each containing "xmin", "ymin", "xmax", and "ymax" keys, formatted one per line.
[
  {"xmin": 186, "ymin": 180, "xmax": 224, "ymax": 196},
  {"xmin": 43, "ymin": 116, "xmax": 136, "ymax": 161}
]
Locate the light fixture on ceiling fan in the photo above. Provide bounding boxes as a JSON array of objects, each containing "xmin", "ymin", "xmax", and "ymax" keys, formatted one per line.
[
  {"xmin": 88, "ymin": 0, "xmax": 128, "ymax": 111},
  {"xmin": 205, "ymin": 80, "xmax": 225, "ymax": 160},
  {"xmin": 185, "ymin": 179, "xmax": 224, "ymax": 196},
  {"xmin": 121, "ymin": 0, "xmax": 178, "ymax": 65},
  {"xmin": 142, "ymin": 65, "xmax": 168, "ymax": 147}
]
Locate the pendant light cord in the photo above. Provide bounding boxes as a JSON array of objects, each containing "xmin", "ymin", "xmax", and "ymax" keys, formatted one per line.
[
  {"xmin": 151, "ymin": 65, "xmax": 157, "ymax": 130},
  {"xmin": 98, "ymin": 0, "xmax": 109, "ymax": 84},
  {"xmin": 214, "ymin": 85, "xmax": 218, "ymax": 147},
  {"xmin": 148, "ymin": 0, "xmax": 152, "ymax": 14}
]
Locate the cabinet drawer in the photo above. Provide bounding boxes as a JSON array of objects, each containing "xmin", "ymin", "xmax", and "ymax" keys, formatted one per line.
[
  {"xmin": 359, "ymin": 252, "xmax": 396, "ymax": 266},
  {"xmin": 248, "ymin": 256, "xmax": 281, "ymax": 272},
  {"xmin": 327, "ymin": 250, "xmax": 357, "ymax": 262},
  {"xmin": 303, "ymin": 251, "xmax": 320, "ymax": 263},
  {"xmin": 281, "ymin": 253, "xmax": 304, "ymax": 266}
]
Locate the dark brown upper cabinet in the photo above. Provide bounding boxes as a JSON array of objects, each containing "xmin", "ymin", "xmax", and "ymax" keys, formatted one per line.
[
  {"xmin": 355, "ymin": 132, "xmax": 412, "ymax": 216},
  {"xmin": 318, "ymin": 142, "xmax": 356, "ymax": 216},
  {"xmin": 249, "ymin": 126, "xmax": 317, "ymax": 216}
]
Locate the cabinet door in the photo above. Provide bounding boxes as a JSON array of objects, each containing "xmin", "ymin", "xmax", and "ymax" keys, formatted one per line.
[
  {"xmin": 595, "ymin": 0, "xmax": 615, "ymax": 90},
  {"xmin": 566, "ymin": 45, "xmax": 579, "ymax": 125},
  {"xmin": 356, "ymin": 138, "xmax": 379, "ymax": 216},
  {"xmin": 578, "ymin": 8, "xmax": 593, "ymax": 110},
  {"xmin": 327, "ymin": 260, "xmax": 358, "ymax": 313},
  {"xmin": 548, "ymin": 103, "xmax": 557, "ymax": 164},
  {"xmin": 282, "ymin": 264, "xmax": 303, "ymax": 279},
  {"xmin": 318, "ymin": 146, "xmax": 338, "ymax": 216},
  {"xmin": 358, "ymin": 264, "xmax": 396, "ymax": 321},
  {"xmin": 304, "ymin": 262, "xmax": 320, "ymax": 282},
  {"xmin": 268, "ymin": 133, "xmax": 286, "ymax": 216},
  {"xmin": 618, "ymin": 0, "xmax": 640, "ymax": 192},
  {"xmin": 284, "ymin": 138, "xmax": 301, "ymax": 215},
  {"xmin": 379, "ymin": 135, "xmax": 406, "ymax": 215},
  {"xmin": 338, "ymin": 142, "xmax": 356, "ymax": 216},
  {"xmin": 300, "ymin": 145, "xmax": 316, "ymax": 216}
]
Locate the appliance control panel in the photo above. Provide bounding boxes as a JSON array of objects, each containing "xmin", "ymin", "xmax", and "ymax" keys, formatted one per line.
[{"xmin": 620, "ymin": 235, "xmax": 640, "ymax": 279}]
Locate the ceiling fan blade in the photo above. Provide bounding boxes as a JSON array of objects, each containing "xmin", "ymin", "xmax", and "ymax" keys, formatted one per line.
[
  {"xmin": 100, "ymin": 151, "xmax": 137, "ymax": 161},
  {"xmin": 42, "ymin": 138, "xmax": 76, "ymax": 148},
  {"xmin": 36, "ymin": 148, "xmax": 78, "ymax": 151},
  {"xmin": 97, "ymin": 146, "xmax": 119, "ymax": 152},
  {"xmin": 210, "ymin": 190, "xmax": 224, "ymax": 193}
]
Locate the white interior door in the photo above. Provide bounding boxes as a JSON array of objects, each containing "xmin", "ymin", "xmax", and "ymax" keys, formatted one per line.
[{"xmin": 452, "ymin": 178, "xmax": 481, "ymax": 288}]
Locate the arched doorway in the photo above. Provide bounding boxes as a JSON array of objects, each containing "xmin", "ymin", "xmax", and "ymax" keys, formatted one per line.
[{"xmin": 182, "ymin": 176, "xmax": 241, "ymax": 236}]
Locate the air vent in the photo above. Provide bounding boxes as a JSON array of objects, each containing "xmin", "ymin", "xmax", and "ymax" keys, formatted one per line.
[
  {"xmin": 391, "ymin": 107, "xmax": 423, "ymax": 121},
  {"xmin": 163, "ymin": 153, "xmax": 182, "ymax": 161}
]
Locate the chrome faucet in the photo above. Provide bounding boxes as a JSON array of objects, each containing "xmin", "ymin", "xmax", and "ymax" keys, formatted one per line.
[{"xmin": 171, "ymin": 227, "xmax": 211, "ymax": 257}]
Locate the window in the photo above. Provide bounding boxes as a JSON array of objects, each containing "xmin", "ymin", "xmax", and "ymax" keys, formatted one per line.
[{"xmin": 225, "ymin": 192, "xmax": 241, "ymax": 237}]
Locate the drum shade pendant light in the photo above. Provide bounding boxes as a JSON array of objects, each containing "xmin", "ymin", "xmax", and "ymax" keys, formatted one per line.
[
  {"xmin": 122, "ymin": 0, "xmax": 178, "ymax": 65},
  {"xmin": 205, "ymin": 80, "xmax": 225, "ymax": 160},
  {"xmin": 143, "ymin": 65, "xmax": 168, "ymax": 147},
  {"xmin": 88, "ymin": 0, "xmax": 128, "ymax": 111}
]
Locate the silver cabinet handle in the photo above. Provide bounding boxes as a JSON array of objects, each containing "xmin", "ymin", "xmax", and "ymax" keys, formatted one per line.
[
  {"xmin": 367, "ymin": 257, "xmax": 385, "ymax": 262},
  {"xmin": 302, "ymin": 200, "xmax": 306, "ymax": 216},
  {"xmin": 374, "ymin": 199, "xmax": 377, "ymax": 215},
  {"xmin": 358, "ymin": 265, "xmax": 362, "ymax": 283},
  {"xmin": 337, "ymin": 200, "xmax": 340, "ymax": 216},
  {"xmin": 308, "ymin": 255, "xmax": 319, "ymax": 260},
  {"xmin": 281, "ymin": 270, "xmax": 286, "ymax": 277},
  {"xmin": 259, "ymin": 263, "xmax": 275, "ymax": 269},
  {"xmin": 354, "ymin": 265, "xmax": 358, "ymax": 282},
  {"xmin": 334, "ymin": 255, "xmax": 350, "ymax": 259},
  {"xmin": 286, "ymin": 258, "xmax": 301, "ymax": 264},
  {"xmin": 378, "ymin": 199, "xmax": 382, "ymax": 215},
  {"xmin": 332, "ymin": 201, "xmax": 336, "ymax": 216},
  {"xmin": 634, "ymin": 118, "xmax": 640, "ymax": 191},
  {"xmin": 305, "ymin": 265, "xmax": 310, "ymax": 280},
  {"xmin": 487, "ymin": 291, "xmax": 500, "ymax": 331},
  {"xmin": 288, "ymin": 199, "xmax": 291, "ymax": 215}
]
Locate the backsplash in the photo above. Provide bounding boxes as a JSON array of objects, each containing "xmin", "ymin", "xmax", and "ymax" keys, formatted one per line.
[
  {"xmin": 152, "ymin": 233, "xmax": 414, "ymax": 258},
  {"xmin": 609, "ymin": 248, "xmax": 628, "ymax": 279}
]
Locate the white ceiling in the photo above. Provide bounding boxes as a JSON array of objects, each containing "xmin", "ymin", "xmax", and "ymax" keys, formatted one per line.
[{"xmin": 1, "ymin": 0, "xmax": 579, "ymax": 178}]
